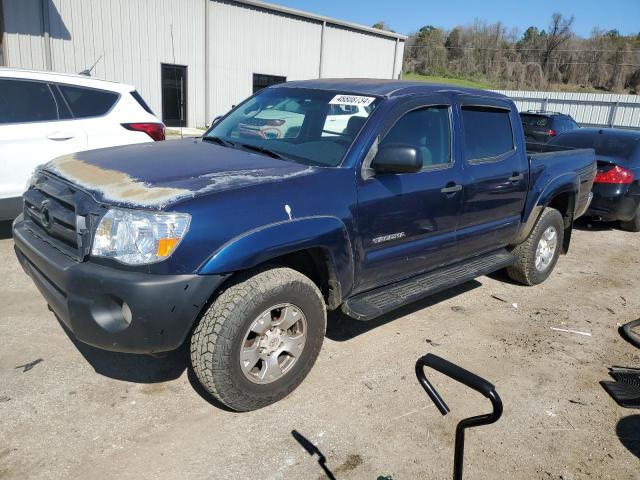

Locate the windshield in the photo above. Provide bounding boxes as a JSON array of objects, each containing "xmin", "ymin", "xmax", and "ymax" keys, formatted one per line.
[{"xmin": 204, "ymin": 88, "xmax": 381, "ymax": 167}]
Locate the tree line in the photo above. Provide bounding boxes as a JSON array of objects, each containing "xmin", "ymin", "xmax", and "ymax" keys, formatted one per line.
[{"xmin": 377, "ymin": 14, "xmax": 640, "ymax": 93}]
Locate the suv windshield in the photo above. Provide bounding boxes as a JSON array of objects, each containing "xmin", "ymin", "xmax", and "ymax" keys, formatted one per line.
[{"xmin": 204, "ymin": 88, "xmax": 381, "ymax": 167}]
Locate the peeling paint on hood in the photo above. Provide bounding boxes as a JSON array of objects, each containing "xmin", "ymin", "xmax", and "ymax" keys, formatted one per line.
[
  {"xmin": 48, "ymin": 153, "xmax": 191, "ymax": 207},
  {"xmin": 44, "ymin": 140, "xmax": 317, "ymax": 209}
]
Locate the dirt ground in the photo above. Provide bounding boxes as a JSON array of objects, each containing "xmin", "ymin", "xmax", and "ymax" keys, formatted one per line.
[{"xmin": 0, "ymin": 219, "xmax": 638, "ymax": 480}]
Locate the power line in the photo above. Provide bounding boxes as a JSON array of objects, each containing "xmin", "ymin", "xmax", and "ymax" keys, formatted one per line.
[{"xmin": 403, "ymin": 45, "xmax": 640, "ymax": 54}]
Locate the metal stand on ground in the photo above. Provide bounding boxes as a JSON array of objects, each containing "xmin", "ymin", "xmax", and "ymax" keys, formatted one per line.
[{"xmin": 415, "ymin": 354, "xmax": 503, "ymax": 480}]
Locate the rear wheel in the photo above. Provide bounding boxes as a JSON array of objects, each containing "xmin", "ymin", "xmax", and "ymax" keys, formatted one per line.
[
  {"xmin": 507, "ymin": 208, "xmax": 564, "ymax": 286},
  {"xmin": 620, "ymin": 208, "xmax": 640, "ymax": 232},
  {"xmin": 190, "ymin": 267, "xmax": 326, "ymax": 411}
]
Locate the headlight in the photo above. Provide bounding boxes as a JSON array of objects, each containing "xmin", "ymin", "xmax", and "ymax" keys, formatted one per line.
[
  {"xmin": 91, "ymin": 208, "xmax": 191, "ymax": 265},
  {"xmin": 25, "ymin": 167, "xmax": 41, "ymax": 192}
]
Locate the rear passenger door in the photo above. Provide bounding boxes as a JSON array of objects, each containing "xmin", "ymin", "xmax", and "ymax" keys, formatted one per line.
[
  {"xmin": 455, "ymin": 97, "xmax": 528, "ymax": 258},
  {"xmin": 0, "ymin": 78, "xmax": 87, "ymax": 202}
]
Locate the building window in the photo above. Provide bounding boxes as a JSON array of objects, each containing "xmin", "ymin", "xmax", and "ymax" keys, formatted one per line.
[{"xmin": 253, "ymin": 74, "xmax": 286, "ymax": 94}]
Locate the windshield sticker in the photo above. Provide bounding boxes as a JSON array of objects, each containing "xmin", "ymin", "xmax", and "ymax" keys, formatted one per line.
[{"xmin": 329, "ymin": 94, "xmax": 376, "ymax": 107}]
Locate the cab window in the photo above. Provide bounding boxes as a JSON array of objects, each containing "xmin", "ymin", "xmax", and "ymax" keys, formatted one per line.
[
  {"xmin": 462, "ymin": 106, "xmax": 514, "ymax": 161},
  {"xmin": 380, "ymin": 106, "xmax": 451, "ymax": 169}
]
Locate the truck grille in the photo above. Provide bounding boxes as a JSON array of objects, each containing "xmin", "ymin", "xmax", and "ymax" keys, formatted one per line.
[{"xmin": 22, "ymin": 173, "xmax": 96, "ymax": 261}]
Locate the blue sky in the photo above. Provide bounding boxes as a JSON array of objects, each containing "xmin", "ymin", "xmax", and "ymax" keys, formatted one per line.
[{"xmin": 267, "ymin": 0, "xmax": 639, "ymax": 37}]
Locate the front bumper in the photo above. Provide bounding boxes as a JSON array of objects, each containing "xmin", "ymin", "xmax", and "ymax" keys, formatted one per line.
[
  {"xmin": 13, "ymin": 215, "xmax": 225, "ymax": 353},
  {"xmin": 586, "ymin": 184, "xmax": 640, "ymax": 222}
]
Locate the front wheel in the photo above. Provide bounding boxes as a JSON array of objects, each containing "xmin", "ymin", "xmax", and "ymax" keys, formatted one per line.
[
  {"xmin": 190, "ymin": 267, "xmax": 326, "ymax": 411},
  {"xmin": 507, "ymin": 208, "xmax": 565, "ymax": 286}
]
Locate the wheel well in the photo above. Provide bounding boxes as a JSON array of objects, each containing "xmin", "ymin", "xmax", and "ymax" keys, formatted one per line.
[
  {"xmin": 546, "ymin": 192, "xmax": 575, "ymax": 253},
  {"xmin": 261, "ymin": 248, "xmax": 341, "ymax": 310}
]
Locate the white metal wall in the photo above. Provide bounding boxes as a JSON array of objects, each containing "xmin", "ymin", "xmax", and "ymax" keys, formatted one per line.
[
  {"xmin": 2, "ymin": 0, "xmax": 47, "ymax": 70},
  {"xmin": 206, "ymin": 1, "xmax": 403, "ymax": 119},
  {"xmin": 495, "ymin": 90, "xmax": 640, "ymax": 130},
  {"xmin": 207, "ymin": 0, "xmax": 322, "ymax": 119},
  {"xmin": 47, "ymin": 0, "xmax": 206, "ymax": 128},
  {"xmin": 322, "ymin": 25, "xmax": 401, "ymax": 80},
  {"xmin": 2, "ymin": 0, "xmax": 405, "ymax": 127},
  {"xmin": 2, "ymin": 0, "xmax": 207, "ymax": 127}
]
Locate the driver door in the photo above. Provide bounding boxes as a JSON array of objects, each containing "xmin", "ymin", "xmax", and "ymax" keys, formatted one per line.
[{"xmin": 354, "ymin": 96, "xmax": 464, "ymax": 293}]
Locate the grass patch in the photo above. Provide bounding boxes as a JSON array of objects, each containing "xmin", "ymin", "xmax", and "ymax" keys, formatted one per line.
[{"xmin": 403, "ymin": 73, "xmax": 491, "ymax": 90}]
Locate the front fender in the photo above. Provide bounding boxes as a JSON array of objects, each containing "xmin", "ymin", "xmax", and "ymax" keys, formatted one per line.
[{"xmin": 198, "ymin": 216, "xmax": 354, "ymax": 297}]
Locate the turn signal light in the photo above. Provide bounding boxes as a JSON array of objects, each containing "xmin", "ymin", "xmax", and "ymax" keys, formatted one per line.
[
  {"xmin": 594, "ymin": 165, "xmax": 634, "ymax": 184},
  {"xmin": 157, "ymin": 238, "xmax": 180, "ymax": 257}
]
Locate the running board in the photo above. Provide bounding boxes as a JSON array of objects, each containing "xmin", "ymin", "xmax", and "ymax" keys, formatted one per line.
[{"xmin": 342, "ymin": 249, "xmax": 515, "ymax": 321}]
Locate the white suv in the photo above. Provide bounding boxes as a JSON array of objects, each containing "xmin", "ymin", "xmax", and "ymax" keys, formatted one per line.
[{"xmin": 0, "ymin": 68, "xmax": 165, "ymax": 220}]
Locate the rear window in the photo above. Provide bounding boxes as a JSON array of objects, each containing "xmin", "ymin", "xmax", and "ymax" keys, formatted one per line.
[
  {"xmin": 520, "ymin": 114, "xmax": 549, "ymax": 128},
  {"xmin": 58, "ymin": 84, "xmax": 119, "ymax": 118},
  {"xmin": 0, "ymin": 79, "xmax": 58, "ymax": 124},
  {"xmin": 130, "ymin": 90, "xmax": 155, "ymax": 115},
  {"xmin": 462, "ymin": 106, "xmax": 514, "ymax": 161}
]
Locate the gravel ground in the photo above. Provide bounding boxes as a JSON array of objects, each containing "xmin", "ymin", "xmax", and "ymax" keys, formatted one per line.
[{"xmin": 0, "ymin": 219, "xmax": 639, "ymax": 480}]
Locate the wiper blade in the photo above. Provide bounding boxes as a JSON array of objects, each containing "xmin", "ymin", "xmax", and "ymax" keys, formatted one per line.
[
  {"xmin": 202, "ymin": 136, "xmax": 235, "ymax": 148},
  {"xmin": 234, "ymin": 142, "xmax": 288, "ymax": 160}
]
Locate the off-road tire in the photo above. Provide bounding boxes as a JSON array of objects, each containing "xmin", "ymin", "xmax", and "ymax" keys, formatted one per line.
[
  {"xmin": 190, "ymin": 267, "xmax": 326, "ymax": 411},
  {"xmin": 620, "ymin": 208, "xmax": 640, "ymax": 232},
  {"xmin": 507, "ymin": 208, "xmax": 565, "ymax": 286}
]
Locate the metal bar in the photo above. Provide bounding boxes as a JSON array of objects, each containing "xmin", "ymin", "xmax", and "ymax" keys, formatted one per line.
[
  {"xmin": 204, "ymin": 0, "xmax": 210, "ymax": 125},
  {"xmin": 40, "ymin": 0, "xmax": 52, "ymax": 70},
  {"xmin": 416, "ymin": 354, "xmax": 503, "ymax": 480},
  {"xmin": 318, "ymin": 20, "xmax": 325, "ymax": 78},
  {"xmin": 392, "ymin": 38, "xmax": 399, "ymax": 79},
  {"xmin": 608, "ymin": 101, "xmax": 619, "ymax": 127}
]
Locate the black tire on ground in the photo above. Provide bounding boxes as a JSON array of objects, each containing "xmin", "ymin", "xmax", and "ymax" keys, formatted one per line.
[
  {"xmin": 620, "ymin": 209, "xmax": 640, "ymax": 232},
  {"xmin": 190, "ymin": 267, "xmax": 326, "ymax": 412},
  {"xmin": 507, "ymin": 208, "xmax": 565, "ymax": 286}
]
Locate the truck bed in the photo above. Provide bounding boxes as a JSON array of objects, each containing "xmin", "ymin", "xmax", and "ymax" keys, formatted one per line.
[{"xmin": 526, "ymin": 142, "xmax": 597, "ymax": 219}]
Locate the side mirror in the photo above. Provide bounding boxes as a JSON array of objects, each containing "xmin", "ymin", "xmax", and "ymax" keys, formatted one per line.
[
  {"xmin": 211, "ymin": 116, "xmax": 223, "ymax": 126},
  {"xmin": 372, "ymin": 145, "xmax": 422, "ymax": 174}
]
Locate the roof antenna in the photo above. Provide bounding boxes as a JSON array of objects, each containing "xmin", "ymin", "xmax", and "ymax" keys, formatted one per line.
[{"xmin": 79, "ymin": 55, "xmax": 103, "ymax": 76}]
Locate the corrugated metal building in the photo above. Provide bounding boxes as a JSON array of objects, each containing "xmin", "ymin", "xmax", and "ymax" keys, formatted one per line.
[
  {"xmin": 0, "ymin": 0, "xmax": 406, "ymax": 128},
  {"xmin": 494, "ymin": 90, "xmax": 640, "ymax": 130}
]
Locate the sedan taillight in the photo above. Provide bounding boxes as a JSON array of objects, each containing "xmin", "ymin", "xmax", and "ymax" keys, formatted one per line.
[
  {"xmin": 594, "ymin": 165, "xmax": 634, "ymax": 184},
  {"xmin": 121, "ymin": 123, "xmax": 165, "ymax": 141}
]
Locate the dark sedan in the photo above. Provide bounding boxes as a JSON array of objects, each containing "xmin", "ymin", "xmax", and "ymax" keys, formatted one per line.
[{"xmin": 549, "ymin": 128, "xmax": 640, "ymax": 231}]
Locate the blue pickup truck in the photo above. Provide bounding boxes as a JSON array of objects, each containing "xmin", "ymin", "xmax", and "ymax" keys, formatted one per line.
[{"xmin": 13, "ymin": 80, "xmax": 596, "ymax": 411}]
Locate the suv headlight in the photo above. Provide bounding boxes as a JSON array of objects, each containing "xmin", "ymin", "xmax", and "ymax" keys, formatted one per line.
[{"xmin": 91, "ymin": 208, "xmax": 191, "ymax": 265}]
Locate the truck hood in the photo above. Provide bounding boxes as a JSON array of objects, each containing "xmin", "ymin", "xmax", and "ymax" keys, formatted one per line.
[{"xmin": 44, "ymin": 139, "xmax": 316, "ymax": 208}]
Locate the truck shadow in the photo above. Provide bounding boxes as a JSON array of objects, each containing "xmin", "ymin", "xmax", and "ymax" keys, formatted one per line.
[
  {"xmin": 57, "ymin": 317, "xmax": 188, "ymax": 383},
  {"xmin": 616, "ymin": 414, "xmax": 640, "ymax": 458},
  {"xmin": 326, "ymin": 280, "xmax": 482, "ymax": 341},
  {"xmin": 56, "ymin": 279, "xmax": 481, "ymax": 409}
]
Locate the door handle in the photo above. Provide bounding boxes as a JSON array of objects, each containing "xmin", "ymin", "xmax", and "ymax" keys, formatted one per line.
[
  {"xmin": 508, "ymin": 173, "xmax": 524, "ymax": 182},
  {"xmin": 47, "ymin": 132, "xmax": 75, "ymax": 141},
  {"xmin": 441, "ymin": 183, "xmax": 462, "ymax": 195}
]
